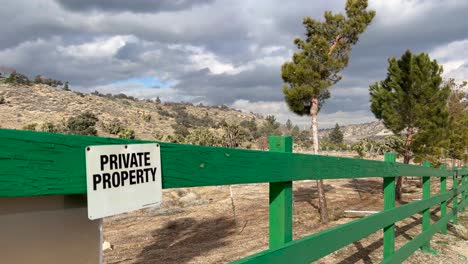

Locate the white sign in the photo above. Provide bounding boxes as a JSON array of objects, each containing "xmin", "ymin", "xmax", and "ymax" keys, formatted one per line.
[{"xmin": 85, "ymin": 144, "xmax": 162, "ymax": 220}]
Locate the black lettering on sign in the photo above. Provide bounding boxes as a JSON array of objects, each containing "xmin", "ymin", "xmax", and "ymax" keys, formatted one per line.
[
  {"xmin": 100, "ymin": 155, "xmax": 108, "ymax": 171},
  {"xmin": 136, "ymin": 169, "xmax": 144, "ymax": 184},
  {"xmin": 129, "ymin": 170, "xmax": 136, "ymax": 185},
  {"xmin": 121, "ymin": 171, "xmax": 128, "ymax": 186},
  {"xmin": 102, "ymin": 173, "xmax": 111, "ymax": 189},
  {"xmin": 130, "ymin": 154, "xmax": 138, "ymax": 168},
  {"xmin": 109, "ymin": 154, "xmax": 118, "ymax": 170},
  {"xmin": 137, "ymin": 152, "xmax": 144, "ymax": 167},
  {"xmin": 122, "ymin": 153, "xmax": 130, "ymax": 168},
  {"xmin": 150, "ymin": 167, "xmax": 157, "ymax": 181},
  {"xmin": 93, "ymin": 174, "xmax": 102, "ymax": 190},
  {"xmin": 144, "ymin": 152, "xmax": 151, "ymax": 166},
  {"xmin": 112, "ymin": 172, "xmax": 120, "ymax": 187}
]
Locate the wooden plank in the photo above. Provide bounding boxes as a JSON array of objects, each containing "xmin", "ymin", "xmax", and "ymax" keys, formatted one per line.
[
  {"xmin": 232, "ymin": 191, "xmax": 455, "ymax": 264},
  {"xmin": 420, "ymin": 161, "xmax": 431, "ymax": 251},
  {"xmin": 453, "ymin": 166, "xmax": 458, "ymax": 224},
  {"xmin": 0, "ymin": 129, "xmax": 454, "ymax": 197},
  {"xmin": 383, "ymin": 153, "xmax": 396, "ymax": 259},
  {"xmin": 381, "ymin": 210, "xmax": 454, "ymax": 264},
  {"xmin": 440, "ymin": 165, "xmax": 447, "ymax": 234},
  {"xmin": 268, "ymin": 136, "xmax": 293, "ymax": 249}
]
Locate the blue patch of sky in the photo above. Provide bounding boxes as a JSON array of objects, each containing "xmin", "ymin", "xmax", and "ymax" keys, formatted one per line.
[{"xmin": 111, "ymin": 76, "xmax": 175, "ymax": 88}]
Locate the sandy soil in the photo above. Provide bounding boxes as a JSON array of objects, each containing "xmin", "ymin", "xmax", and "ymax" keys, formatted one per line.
[{"xmin": 103, "ymin": 177, "xmax": 468, "ymax": 264}]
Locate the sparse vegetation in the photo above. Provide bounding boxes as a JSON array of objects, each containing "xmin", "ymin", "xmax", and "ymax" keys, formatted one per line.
[
  {"xmin": 5, "ymin": 71, "xmax": 30, "ymax": 85},
  {"xmin": 40, "ymin": 122, "xmax": 57, "ymax": 133},
  {"xmin": 103, "ymin": 119, "xmax": 136, "ymax": 139},
  {"xmin": 22, "ymin": 123, "xmax": 38, "ymax": 131},
  {"xmin": 118, "ymin": 128, "xmax": 136, "ymax": 139},
  {"xmin": 66, "ymin": 112, "xmax": 99, "ymax": 136}
]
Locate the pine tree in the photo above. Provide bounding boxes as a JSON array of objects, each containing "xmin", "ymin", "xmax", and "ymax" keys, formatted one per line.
[
  {"xmin": 369, "ymin": 50, "xmax": 450, "ymax": 200},
  {"xmin": 281, "ymin": 0, "xmax": 375, "ymax": 223},
  {"xmin": 329, "ymin": 123, "xmax": 344, "ymax": 144},
  {"xmin": 446, "ymin": 80, "xmax": 468, "ymax": 164}
]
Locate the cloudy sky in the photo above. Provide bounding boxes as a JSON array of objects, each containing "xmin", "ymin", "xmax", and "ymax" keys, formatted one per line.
[{"xmin": 1, "ymin": 0, "xmax": 468, "ymax": 128}]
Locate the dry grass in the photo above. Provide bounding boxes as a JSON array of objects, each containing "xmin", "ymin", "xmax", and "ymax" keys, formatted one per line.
[{"xmin": 103, "ymin": 178, "xmax": 468, "ymax": 264}]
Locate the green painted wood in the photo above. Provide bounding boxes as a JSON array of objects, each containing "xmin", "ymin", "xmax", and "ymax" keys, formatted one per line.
[
  {"xmin": 461, "ymin": 194, "xmax": 468, "ymax": 208},
  {"xmin": 383, "ymin": 153, "xmax": 396, "ymax": 259},
  {"xmin": 380, "ymin": 210, "xmax": 454, "ymax": 264},
  {"xmin": 268, "ymin": 136, "xmax": 293, "ymax": 249},
  {"xmin": 420, "ymin": 161, "xmax": 431, "ymax": 251},
  {"xmin": 0, "ymin": 129, "xmax": 453, "ymax": 197},
  {"xmin": 439, "ymin": 165, "xmax": 447, "ymax": 234},
  {"xmin": 232, "ymin": 190, "xmax": 456, "ymax": 264},
  {"xmin": 461, "ymin": 174, "xmax": 467, "ymax": 212},
  {"xmin": 453, "ymin": 166, "xmax": 458, "ymax": 224}
]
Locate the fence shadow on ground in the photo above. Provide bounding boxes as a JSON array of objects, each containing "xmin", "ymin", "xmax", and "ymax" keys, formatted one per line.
[
  {"xmin": 135, "ymin": 216, "xmax": 236, "ymax": 264},
  {"xmin": 342, "ymin": 178, "xmax": 383, "ymax": 195},
  {"xmin": 294, "ymin": 184, "xmax": 334, "ymax": 201},
  {"xmin": 336, "ymin": 207, "xmax": 445, "ymax": 264}
]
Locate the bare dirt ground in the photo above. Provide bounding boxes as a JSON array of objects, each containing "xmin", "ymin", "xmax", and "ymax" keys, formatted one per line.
[{"xmin": 103, "ymin": 177, "xmax": 468, "ymax": 264}]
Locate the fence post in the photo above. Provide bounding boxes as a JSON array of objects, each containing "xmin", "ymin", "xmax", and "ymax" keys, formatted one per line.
[
  {"xmin": 461, "ymin": 167, "xmax": 466, "ymax": 212},
  {"xmin": 463, "ymin": 167, "xmax": 467, "ymax": 211},
  {"xmin": 383, "ymin": 152, "xmax": 396, "ymax": 259},
  {"xmin": 440, "ymin": 165, "xmax": 447, "ymax": 234},
  {"xmin": 420, "ymin": 161, "xmax": 432, "ymax": 252},
  {"xmin": 453, "ymin": 166, "xmax": 458, "ymax": 224},
  {"xmin": 268, "ymin": 136, "xmax": 293, "ymax": 249}
]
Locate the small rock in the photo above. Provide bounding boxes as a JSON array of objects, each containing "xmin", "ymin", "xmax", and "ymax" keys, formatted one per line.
[{"xmin": 103, "ymin": 241, "xmax": 113, "ymax": 251}]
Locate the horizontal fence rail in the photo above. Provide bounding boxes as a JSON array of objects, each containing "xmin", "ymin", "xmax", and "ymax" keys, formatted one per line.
[
  {"xmin": 0, "ymin": 129, "xmax": 456, "ymax": 197},
  {"xmin": 0, "ymin": 129, "xmax": 467, "ymax": 264}
]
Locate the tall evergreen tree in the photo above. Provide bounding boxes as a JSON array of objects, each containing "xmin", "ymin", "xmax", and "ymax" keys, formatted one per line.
[
  {"xmin": 369, "ymin": 50, "xmax": 450, "ymax": 200},
  {"xmin": 281, "ymin": 0, "xmax": 375, "ymax": 223},
  {"xmin": 329, "ymin": 123, "xmax": 344, "ymax": 144},
  {"xmin": 446, "ymin": 79, "xmax": 468, "ymax": 165}
]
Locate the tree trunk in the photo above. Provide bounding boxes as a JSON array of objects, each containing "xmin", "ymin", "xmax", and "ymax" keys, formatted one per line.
[
  {"xmin": 311, "ymin": 97, "xmax": 329, "ymax": 223},
  {"xmin": 396, "ymin": 154, "xmax": 411, "ymax": 201},
  {"xmin": 397, "ymin": 128, "xmax": 413, "ymax": 201}
]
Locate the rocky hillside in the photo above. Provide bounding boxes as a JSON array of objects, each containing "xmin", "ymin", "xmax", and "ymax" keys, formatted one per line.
[
  {"xmin": 319, "ymin": 121, "xmax": 392, "ymax": 143},
  {"xmin": 0, "ymin": 83, "xmax": 261, "ymax": 140},
  {"xmin": 0, "ymin": 83, "xmax": 390, "ymax": 143}
]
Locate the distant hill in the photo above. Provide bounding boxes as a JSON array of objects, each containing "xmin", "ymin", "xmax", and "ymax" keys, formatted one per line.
[
  {"xmin": 0, "ymin": 83, "xmax": 262, "ymax": 140},
  {"xmin": 319, "ymin": 121, "xmax": 392, "ymax": 143},
  {"xmin": 0, "ymin": 82, "xmax": 391, "ymax": 144}
]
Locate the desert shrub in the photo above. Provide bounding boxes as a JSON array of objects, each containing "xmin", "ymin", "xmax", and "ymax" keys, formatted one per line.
[
  {"xmin": 22, "ymin": 123, "xmax": 38, "ymax": 131},
  {"xmin": 103, "ymin": 119, "xmax": 124, "ymax": 135},
  {"xmin": 184, "ymin": 128, "xmax": 221, "ymax": 146},
  {"xmin": 66, "ymin": 112, "xmax": 98, "ymax": 136},
  {"xmin": 157, "ymin": 109, "xmax": 173, "ymax": 117},
  {"xmin": 118, "ymin": 128, "xmax": 136, "ymax": 139},
  {"xmin": 221, "ymin": 123, "xmax": 248, "ymax": 148},
  {"xmin": 5, "ymin": 71, "xmax": 30, "ymax": 85},
  {"xmin": 143, "ymin": 114, "xmax": 152, "ymax": 122},
  {"xmin": 172, "ymin": 123, "xmax": 190, "ymax": 137},
  {"xmin": 174, "ymin": 110, "xmax": 214, "ymax": 128},
  {"xmin": 40, "ymin": 122, "xmax": 57, "ymax": 133}
]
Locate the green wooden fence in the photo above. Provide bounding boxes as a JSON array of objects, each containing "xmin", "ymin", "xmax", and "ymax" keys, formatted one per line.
[{"xmin": 0, "ymin": 129, "xmax": 467, "ymax": 263}]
